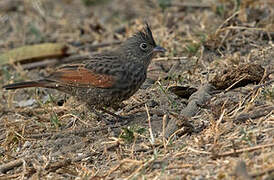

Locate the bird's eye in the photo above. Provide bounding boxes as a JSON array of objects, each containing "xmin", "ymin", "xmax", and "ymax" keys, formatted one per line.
[{"xmin": 140, "ymin": 43, "xmax": 148, "ymax": 50}]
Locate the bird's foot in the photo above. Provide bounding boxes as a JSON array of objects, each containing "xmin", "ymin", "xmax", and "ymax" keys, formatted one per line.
[{"xmin": 99, "ymin": 108, "xmax": 130, "ymax": 125}]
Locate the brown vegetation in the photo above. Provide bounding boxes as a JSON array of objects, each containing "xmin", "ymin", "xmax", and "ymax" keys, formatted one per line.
[{"xmin": 0, "ymin": 0, "xmax": 273, "ymax": 179}]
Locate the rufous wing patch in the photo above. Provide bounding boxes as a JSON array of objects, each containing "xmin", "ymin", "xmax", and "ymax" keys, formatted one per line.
[{"xmin": 49, "ymin": 66, "xmax": 115, "ymax": 88}]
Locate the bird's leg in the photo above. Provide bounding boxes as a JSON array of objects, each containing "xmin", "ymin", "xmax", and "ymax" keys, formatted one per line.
[
  {"xmin": 87, "ymin": 103, "xmax": 128, "ymax": 125},
  {"xmin": 99, "ymin": 107, "xmax": 128, "ymax": 120},
  {"xmin": 86, "ymin": 103, "xmax": 104, "ymax": 119},
  {"xmin": 99, "ymin": 107, "xmax": 131, "ymax": 126}
]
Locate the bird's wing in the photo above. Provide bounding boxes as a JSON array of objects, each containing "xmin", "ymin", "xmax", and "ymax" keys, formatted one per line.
[{"xmin": 47, "ymin": 63, "xmax": 116, "ymax": 88}]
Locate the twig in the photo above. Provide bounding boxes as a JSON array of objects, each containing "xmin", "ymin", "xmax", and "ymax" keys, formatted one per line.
[
  {"xmin": 106, "ymin": 162, "xmax": 123, "ymax": 177},
  {"xmin": 25, "ymin": 159, "xmax": 72, "ymax": 178},
  {"xmin": 216, "ymin": 109, "xmax": 226, "ymax": 131},
  {"xmin": 166, "ymin": 164, "xmax": 194, "ymax": 170},
  {"xmin": 251, "ymin": 166, "xmax": 274, "ymax": 178},
  {"xmin": 194, "ymin": 45, "xmax": 205, "ymax": 74},
  {"xmin": 188, "ymin": 143, "xmax": 274, "ymax": 158},
  {"xmin": 218, "ymin": 29, "xmax": 230, "ymax": 50},
  {"xmin": 0, "ymin": 159, "xmax": 24, "ymax": 173},
  {"xmin": 126, "ymin": 157, "xmax": 155, "ymax": 179},
  {"xmin": 145, "ymin": 104, "xmax": 154, "ymax": 145},
  {"xmin": 26, "ymin": 125, "xmax": 121, "ymax": 139},
  {"xmin": 123, "ymin": 101, "xmax": 147, "ymax": 113},
  {"xmin": 171, "ymin": 2, "xmax": 211, "ymax": 8},
  {"xmin": 153, "ymin": 56, "xmax": 187, "ymax": 61},
  {"xmin": 214, "ymin": 108, "xmax": 226, "ymax": 144},
  {"xmin": 26, "ymin": 132, "xmax": 53, "ymax": 139},
  {"xmin": 45, "ymin": 159, "xmax": 72, "ymax": 173},
  {"xmin": 25, "ymin": 149, "xmax": 102, "ymax": 177},
  {"xmin": 253, "ymin": 79, "xmax": 274, "ymax": 91},
  {"xmin": 218, "ymin": 26, "xmax": 266, "ymax": 33},
  {"xmin": 188, "ymin": 147, "xmax": 211, "ymax": 155},
  {"xmin": 224, "ymin": 75, "xmax": 248, "ymax": 93},
  {"xmin": 215, "ymin": 11, "xmax": 240, "ymax": 35},
  {"xmin": 72, "ymin": 151, "xmax": 100, "ymax": 162},
  {"xmin": 239, "ymin": 79, "xmax": 274, "ymax": 111},
  {"xmin": 167, "ymin": 60, "xmax": 181, "ymax": 76},
  {"xmin": 216, "ymin": 143, "xmax": 274, "ymax": 158},
  {"xmin": 234, "ymin": 106, "xmax": 274, "ymax": 123},
  {"xmin": 166, "ymin": 127, "xmax": 186, "ymax": 146},
  {"xmin": 162, "ymin": 114, "xmax": 168, "ymax": 152}
]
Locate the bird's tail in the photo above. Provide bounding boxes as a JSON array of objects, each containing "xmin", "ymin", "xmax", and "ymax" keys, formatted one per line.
[{"xmin": 2, "ymin": 80, "xmax": 53, "ymax": 90}]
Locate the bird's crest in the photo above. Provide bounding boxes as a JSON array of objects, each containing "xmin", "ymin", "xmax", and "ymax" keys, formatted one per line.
[{"xmin": 136, "ymin": 23, "xmax": 156, "ymax": 46}]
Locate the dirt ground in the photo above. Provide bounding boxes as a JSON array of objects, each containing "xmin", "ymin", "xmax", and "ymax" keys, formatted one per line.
[{"xmin": 0, "ymin": 0, "xmax": 273, "ymax": 179}]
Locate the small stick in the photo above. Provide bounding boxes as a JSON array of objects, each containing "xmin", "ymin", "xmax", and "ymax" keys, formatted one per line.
[
  {"xmin": 153, "ymin": 56, "xmax": 187, "ymax": 61},
  {"xmin": 240, "ymin": 79, "xmax": 274, "ymax": 108},
  {"xmin": 0, "ymin": 159, "xmax": 24, "ymax": 173},
  {"xmin": 251, "ymin": 166, "xmax": 274, "ymax": 178},
  {"xmin": 26, "ymin": 133, "xmax": 53, "ymax": 139},
  {"xmin": 188, "ymin": 143, "xmax": 274, "ymax": 158},
  {"xmin": 26, "ymin": 125, "xmax": 121, "ymax": 139},
  {"xmin": 217, "ymin": 143, "xmax": 274, "ymax": 158},
  {"xmin": 145, "ymin": 104, "xmax": 154, "ymax": 145},
  {"xmin": 123, "ymin": 100, "xmax": 147, "ymax": 113},
  {"xmin": 218, "ymin": 26, "xmax": 266, "ymax": 33},
  {"xmin": 224, "ymin": 75, "xmax": 248, "ymax": 93},
  {"xmin": 162, "ymin": 114, "xmax": 168, "ymax": 152},
  {"xmin": 45, "ymin": 159, "xmax": 72, "ymax": 173},
  {"xmin": 253, "ymin": 79, "xmax": 274, "ymax": 91},
  {"xmin": 215, "ymin": 11, "xmax": 240, "ymax": 35},
  {"xmin": 188, "ymin": 147, "xmax": 211, "ymax": 155},
  {"xmin": 171, "ymin": 2, "xmax": 211, "ymax": 8}
]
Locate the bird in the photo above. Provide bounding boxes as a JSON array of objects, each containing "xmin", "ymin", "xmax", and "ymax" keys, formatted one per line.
[{"xmin": 3, "ymin": 23, "xmax": 166, "ymax": 119}]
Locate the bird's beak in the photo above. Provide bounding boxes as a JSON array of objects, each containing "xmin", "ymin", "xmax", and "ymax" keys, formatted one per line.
[{"xmin": 153, "ymin": 46, "xmax": 166, "ymax": 53}]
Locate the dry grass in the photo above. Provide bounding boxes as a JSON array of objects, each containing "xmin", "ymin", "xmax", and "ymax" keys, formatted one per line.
[{"xmin": 0, "ymin": 0, "xmax": 273, "ymax": 179}]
